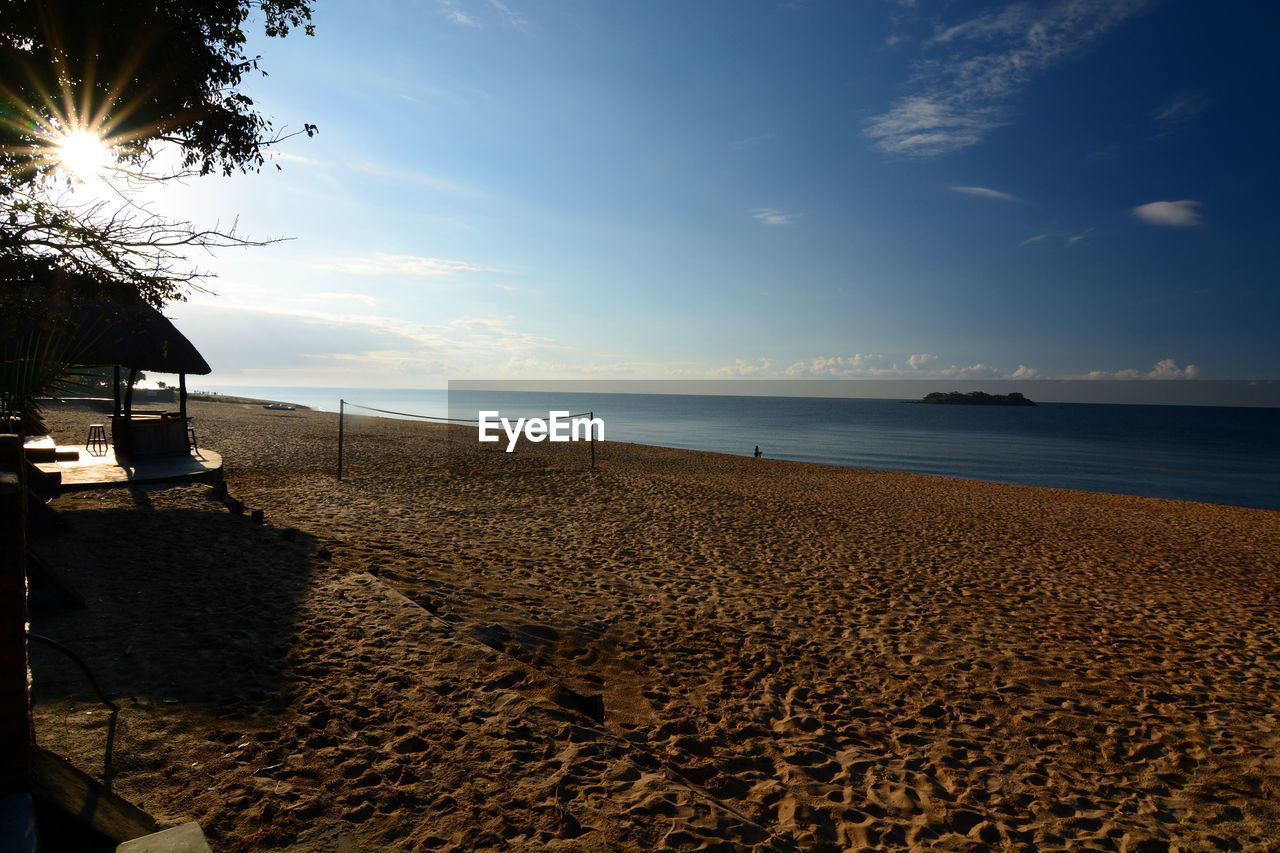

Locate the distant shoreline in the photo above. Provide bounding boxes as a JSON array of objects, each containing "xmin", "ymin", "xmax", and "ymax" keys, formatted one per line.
[{"xmin": 187, "ymin": 392, "xmax": 312, "ymax": 410}]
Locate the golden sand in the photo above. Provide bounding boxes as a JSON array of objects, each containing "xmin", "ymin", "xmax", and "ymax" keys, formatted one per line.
[{"xmin": 28, "ymin": 399, "xmax": 1280, "ymax": 852}]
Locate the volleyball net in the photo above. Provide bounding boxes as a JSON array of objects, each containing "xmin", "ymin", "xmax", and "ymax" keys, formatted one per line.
[{"xmin": 334, "ymin": 399, "xmax": 599, "ymax": 479}]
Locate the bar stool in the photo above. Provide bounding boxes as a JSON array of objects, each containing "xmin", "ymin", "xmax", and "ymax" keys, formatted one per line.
[
  {"xmin": 187, "ymin": 426, "xmax": 198, "ymax": 452},
  {"xmin": 86, "ymin": 423, "xmax": 109, "ymax": 456}
]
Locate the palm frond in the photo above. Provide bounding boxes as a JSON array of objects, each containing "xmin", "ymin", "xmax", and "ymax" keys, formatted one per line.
[{"xmin": 0, "ymin": 319, "xmax": 106, "ymax": 435}]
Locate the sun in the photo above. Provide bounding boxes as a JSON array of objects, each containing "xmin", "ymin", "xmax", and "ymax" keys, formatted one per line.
[{"xmin": 52, "ymin": 129, "xmax": 114, "ymax": 180}]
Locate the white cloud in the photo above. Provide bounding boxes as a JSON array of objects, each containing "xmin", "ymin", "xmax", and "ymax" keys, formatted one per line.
[
  {"xmin": 867, "ymin": 0, "xmax": 1148, "ymax": 156},
  {"xmin": 1021, "ymin": 233, "xmax": 1049, "ymax": 245},
  {"xmin": 711, "ymin": 358, "xmax": 776, "ymax": 377},
  {"xmin": 1132, "ymin": 200, "xmax": 1202, "ymax": 227},
  {"xmin": 752, "ymin": 208, "xmax": 801, "ymax": 226},
  {"xmin": 1147, "ymin": 358, "xmax": 1199, "ymax": 379},
  {"xmin": 949, "ymin": 185, "xmax": 1020, "ymax": 202},
  {"xmin": 784, "ymin": 354, "xmax": 893, "ymax": 377},
  {"xmin": 942, "ymin": 363, "xmax": 1004, "ymax": 379},
  {"xmin": 312, "ymin": 253, "xmax": 497, "ymax": 278},
  {"xmin": 770, "ymin": 354, "xmax": 1034, "ymax": 380},
  {"xmin": 1079, "ymin": 359, "xmax": 1199, "ymax": 380}
]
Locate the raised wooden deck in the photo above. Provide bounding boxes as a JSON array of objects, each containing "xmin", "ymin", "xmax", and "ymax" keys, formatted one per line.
[{"xmin": 32, "ymin": 444, "xmax": 223, "ymax": 490}]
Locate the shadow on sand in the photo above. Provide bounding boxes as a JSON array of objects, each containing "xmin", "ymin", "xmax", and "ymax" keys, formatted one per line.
[{"xmin": 27, "ymin": 493, "xmax": 318, "ymax": 717}]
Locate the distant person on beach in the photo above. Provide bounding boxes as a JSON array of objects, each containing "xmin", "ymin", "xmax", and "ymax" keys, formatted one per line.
[{"xmin": 754, "ymin": 445, "xmax": 762, "ymax": 458}]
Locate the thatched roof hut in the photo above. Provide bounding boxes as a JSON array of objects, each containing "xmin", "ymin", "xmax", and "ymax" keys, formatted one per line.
[
  {"xmin": 2, "ymin": 298, "xmax": 212, "ymax": 458},
  {"xmin": 2, "ymin": 298, "xmax": 211, "ymax": 376}
]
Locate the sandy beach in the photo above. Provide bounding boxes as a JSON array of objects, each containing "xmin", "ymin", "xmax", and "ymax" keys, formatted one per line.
[{"xmin": 26, "ymin": 398, "xmax": 1280, "ymax": 852}]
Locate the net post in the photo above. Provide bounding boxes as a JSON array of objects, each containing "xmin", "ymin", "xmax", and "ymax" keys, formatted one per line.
[
  {"xmin": 337, "ymin": 399, "xmax": 345, "ymax": 481},
  {"xmin": 589, "ymin": 411, "xmax": 595, "ymax": 469}
]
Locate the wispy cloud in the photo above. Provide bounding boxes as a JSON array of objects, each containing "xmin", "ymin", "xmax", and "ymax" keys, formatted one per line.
[
  {"xmin": 436, "ymin": 0, "xmax": 528, "ymax": 29},
  {"xmin": 732, "ymin": 133, "xmax": 777, "ymax": 150},
  {"xmin": 267, "ymin": 150, "xmax": 490, "ymax": 199},
  {"xmin": 1132, "ymin": 200, "xmax": 1202, "ymax": 227},
  {"xmin": 312, "ymin": 253, "xmax": 498, "ymax": 277},
  {"xmin": 1153, "ymin": 91, "xmax": 1210, "ymax": 126},
  {"xmin": 1064, "ymin": 226, "xmax": 1096, "ymax": 247},
  {"xmin": 866, "ymin": 97, "xmax": 1002, "ymax": 157},
  {"xmin": 185, "ymin": 284, "xmax": 555, "ymax": 379},
  {"xmin": 867, "ymin": 0, "xmax": 1149, "ymax": 156},
  {"xmin": 212, "ymin": 301, "xmax": 549, "ymax": 356},
  {"xmin": 752, "ymin": 208, "xmax": 802, "ymax": 226},
  {"xmin": 949, "ymin": 185, "xmax": 1021, "ymax": 202},
  {"xmin": 267, "ymin": 151, "xmax": 330, "ymax": 167},
  {"xmin": 486, "ymin": 0, "xmax": 530, "ymax": 29},
  {"xmin": 1020, "ymin": 227, "xmax": 1095, "ymax": 248},
  {"xmin": 438, "ymin": 0, "xmax": 480, "ymax": 27},
  {"xmin": 348, "ymin": 159, "xmax": 489, "ymax": 199},
  {"xmin": 309, "ymin": 292, "xmax": 378, "ymax": 307}
]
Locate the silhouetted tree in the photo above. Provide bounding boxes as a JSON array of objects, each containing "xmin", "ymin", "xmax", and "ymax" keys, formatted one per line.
[{"xmin": 0, "ymin": 0, "xmax": 317, "ymax": 322}]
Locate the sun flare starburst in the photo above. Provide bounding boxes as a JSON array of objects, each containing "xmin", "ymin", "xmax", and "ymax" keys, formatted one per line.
[{"xmin": 52, "ymin": 129, "xmax": 114, "ymax": 180}]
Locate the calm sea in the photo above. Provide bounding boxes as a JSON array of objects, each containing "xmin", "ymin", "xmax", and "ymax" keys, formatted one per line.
[{"xmin": 196, "ymin": 385, "xmax": 1280, "ymax": 512}]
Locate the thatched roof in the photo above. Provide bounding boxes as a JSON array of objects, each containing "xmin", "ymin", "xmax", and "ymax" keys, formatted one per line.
[{"xmin": 2, "ymin": 298, "xmax": 212, "ymax": 375}]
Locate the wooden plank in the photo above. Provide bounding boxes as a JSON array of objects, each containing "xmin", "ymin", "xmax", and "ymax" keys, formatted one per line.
[
  {"xmin": 118, "ymin": 821, "xmax": 212, "ymax": 853},
  {"xmin": 31, "ymin": 446, "xmax": 223, "ymax": 490},
  {"xmin": 29, "ymin": 747, "xmax": 157, "ymax": 842}
]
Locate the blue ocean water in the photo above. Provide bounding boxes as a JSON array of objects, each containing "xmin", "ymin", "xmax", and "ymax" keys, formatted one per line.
[{"xmin": 196, "ymin": 385, "xmax": 1280, "ymax": 511}]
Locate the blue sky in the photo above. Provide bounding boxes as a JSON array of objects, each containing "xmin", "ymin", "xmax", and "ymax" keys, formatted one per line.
[{"xmin": 147, "ymin": 0, "xmax": 1278, "ymax": 388}]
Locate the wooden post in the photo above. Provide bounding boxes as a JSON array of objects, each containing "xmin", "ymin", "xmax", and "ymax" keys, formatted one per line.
[
  {"xmin": 0, "ymin": 434, "xmax": 31, "ymax": 794},
  {"xmin": 123, "ymin": 368, "xmax": 137, "ymax": 416},
  {"xmin": 178, "ymin": 373, "xmax": 188, "ymax": 420},
  {"xmin": 337, "ymin": 400, "xmax": 345, "ymax": 481},
  {"xmin": 112, "ymin": 366, "xmax": 121, "ymax": 418},
  {"xmin": 589, "ymin": 411, "xmax": 595, "ymax": 469}
]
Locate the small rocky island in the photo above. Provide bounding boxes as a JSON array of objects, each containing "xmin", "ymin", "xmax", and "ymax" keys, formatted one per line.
[{"xmin": 918, "ymin": 391, "xmax": 1037, "ymax": 406}]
